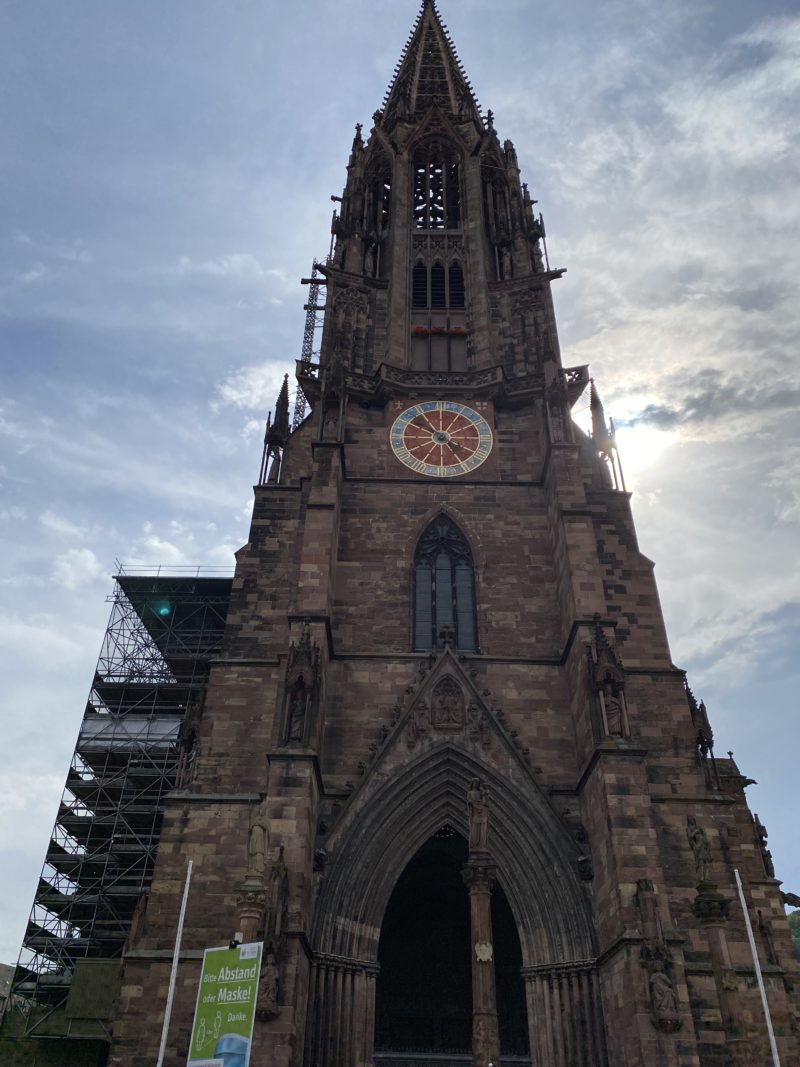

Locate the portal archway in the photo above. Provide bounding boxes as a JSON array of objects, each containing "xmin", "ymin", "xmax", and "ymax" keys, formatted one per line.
[{"xmin": 304, "ymin": 744, "xmax": 608, "ymax": 1066}]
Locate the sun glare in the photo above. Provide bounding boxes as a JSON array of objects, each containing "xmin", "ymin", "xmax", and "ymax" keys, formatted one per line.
[{"xmin": 614, "ymin": 424, "xmax": 676, "ymax": 484}]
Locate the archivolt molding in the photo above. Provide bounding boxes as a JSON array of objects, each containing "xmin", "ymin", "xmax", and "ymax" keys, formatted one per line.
[{"xmin": 312, "ymin": 680, "xmax": 597, "ymax": 968}]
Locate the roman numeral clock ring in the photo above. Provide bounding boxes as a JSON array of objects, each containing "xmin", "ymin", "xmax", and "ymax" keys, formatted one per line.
[{"xmin": 390, "ymin": 401, "xmax": 493, "ymax": 478}]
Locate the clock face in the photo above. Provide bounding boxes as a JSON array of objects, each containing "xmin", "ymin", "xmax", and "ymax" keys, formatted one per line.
[{"xmin": 390, "ymin": 401, "xmax": 493, "ymax": 478}]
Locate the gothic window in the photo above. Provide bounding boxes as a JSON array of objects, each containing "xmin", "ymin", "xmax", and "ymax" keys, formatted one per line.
[
  {"xmin": 430, "ymin": 262, "xmax": 446, "ymax": 307},
  {"xmin": 410, "ymin": 259, "xmax": 468, "ymax": 371},
  {"xmin": 448, "ymin": 262, "xmax": 464, "ymax": 308},
  {"xmin": 413, "ymin": 516, "xmax": 476, "ymax": 652},
  {"xmin": 412, "ymin": 262, "xmax": 427, "ymax": 308},
  {"xmin": 413, "ymin": 142, "xmax": 461, "ymax": 230}
]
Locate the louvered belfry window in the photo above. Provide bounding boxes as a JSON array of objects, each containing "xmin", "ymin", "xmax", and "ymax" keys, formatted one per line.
[{"xmin": 413, "ymin": 516, "xmax": 477, "ymax": 651}]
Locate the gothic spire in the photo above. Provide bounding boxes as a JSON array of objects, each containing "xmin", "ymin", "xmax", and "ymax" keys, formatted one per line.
[
  {"xmin": 379, "ymin": 0, "xmax": 481, "ymax": 129},
  {"xmin": 273, "ymin": 375, "xmax": 292, "ymax": 441}
]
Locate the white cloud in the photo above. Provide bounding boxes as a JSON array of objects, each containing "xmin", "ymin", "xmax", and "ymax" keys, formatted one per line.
[
  {"xmin": 0, "ymin": 505, "xmax": 27, "ymax": 522},
  {"xmin": 176, "ymin": 252, "xmax": 267, "ymax": 279},
  {"xmin": 40, "ymin": 510, "xmax": 87, "ymax": 539},
  {"xmin": 52, "ymin": 548, "xmax": 106, "ymax": 590},
  {"xmin": 15, "ymin": 263, "xmax": 47, "ymax": 284},
  {"xmin": 215, "ymin": 363, "xmax": 288, "ymax": 412}
]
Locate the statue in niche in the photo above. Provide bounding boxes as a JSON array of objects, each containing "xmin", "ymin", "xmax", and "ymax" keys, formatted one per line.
[
  {"xmin": 247, "ymin": 812, "xmax": 267, "ymax": 878},
  {"xmin": 265, "ymin": 846, "xmax": 288, "ymax": 941},
  {"xmin": 175, "ymin": 726, "xmax": 197, "ymax": 788},
  {"xmin": 467, "ymin": 778, "xmax": 490, "ymax": 853},
  {"xmin": 287, "ymin": 675, "xmax": 308, "ymax": 743},
  {"xmin": 431, "ymin": 677, "xmax": 464, "ymax": 729},
  {"xmin": 602, "ymin": 675, "xmax": 624, "ymax": 737},
  {"xmin": 322, "ymin": 411, "xmax": 339, "ymax": 441},
  {"xmin": 686, "ymin": 816, "xmax": 712, "ymax": 884},
  {"xmin": 256, "ymin": 949, "xmax": 280, "ymax": 1020},
  {"xmin": 650, "ymin": 968, "xmax": 679, "ymax": 1016},
  {"xmin": 363, "ymin": 231, "xmax": 378, "ymax": 277},
  {"xmin": 500, "ymin": 244, "xmax": 512, "ymax": 279}
]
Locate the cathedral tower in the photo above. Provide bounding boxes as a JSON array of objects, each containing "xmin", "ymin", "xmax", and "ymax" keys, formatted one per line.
[{"xmin": 102, "ymin": 3, "xmax": 798, "ymax": 1065}]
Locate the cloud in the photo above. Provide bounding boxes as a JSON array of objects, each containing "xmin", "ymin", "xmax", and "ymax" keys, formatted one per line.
[
  {"xmin": 40, "ymin": 510, "xmax": 88, "ymax": 539},
  {"xmin": 52, "ymin": 548, "xmax": 106, "ymax": 590},
  {"xmin": 215, "ymin": 363, "xmax": 289, "ymax": 412},
  {"xmin": 15, "ymin": 262, "xmax": 47, "ymax": 284},
  {"xmin": 1, "ymin": 505, "xmax": 27, "ymax": 522},
  {"xmin": 627, "ymin": 370, "xmax": 800, "ymax": 437},
  {"xmin": 176, "ymin": 252, "xmax": 268, "ymax": 279}
]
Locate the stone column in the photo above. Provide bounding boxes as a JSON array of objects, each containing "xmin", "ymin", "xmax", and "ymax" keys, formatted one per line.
[{"xmin": 463, "ymin": 859, "xmax": 501, "ymax": 1067}]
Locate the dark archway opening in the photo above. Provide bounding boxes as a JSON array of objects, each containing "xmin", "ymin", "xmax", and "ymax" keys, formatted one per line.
[{"xmin": 375, "ymin": 827, "xmax": 530, "ymax": 1059}]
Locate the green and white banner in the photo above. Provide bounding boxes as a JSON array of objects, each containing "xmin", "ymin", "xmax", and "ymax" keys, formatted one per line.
[{"xmin": 187, "ymin": 941, "xmax": 262, "ymax": 1067}]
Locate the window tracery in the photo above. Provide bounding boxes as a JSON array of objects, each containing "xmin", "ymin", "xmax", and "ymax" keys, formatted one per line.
[
  {"xmin": 413, "ymin": 515, "xmax": 476, "ymax": 652},
  {"xmin": 413, "ymin": 140, "xmax": 461, "ymax": 230}
]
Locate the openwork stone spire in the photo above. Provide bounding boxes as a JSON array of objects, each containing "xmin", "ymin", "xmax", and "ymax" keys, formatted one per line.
[{"xmin": 379, "ymin": 0, "xmax": 481, "ymax": 128}]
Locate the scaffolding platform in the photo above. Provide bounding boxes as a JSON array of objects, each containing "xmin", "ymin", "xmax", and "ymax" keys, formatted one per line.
[{"xmin": 12, "ymin": 572, "xmax": 232, "ymax": 1028}]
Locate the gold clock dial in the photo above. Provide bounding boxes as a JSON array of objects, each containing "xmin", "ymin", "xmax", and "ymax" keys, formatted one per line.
[{"xmin": 390, "ymin": 401, "xmax": 493, "ymax": 478}]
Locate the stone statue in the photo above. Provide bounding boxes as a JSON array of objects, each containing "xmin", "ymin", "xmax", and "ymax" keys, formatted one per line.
[
  {"xmin": 501, "ymin": 245, "xmax": 512, "ymax": 279},
  {"xmin": 247, "ymin": 815, "xmax": 267, "ymax": 877},
  {"xmin": 266, "ymin": 846, "xmax": 288, "ymax": 941},
  {"xmin": 650, "ymin": 969, "xmax": 678, "ymax": 1015},
  {"xmin": 602, "ymin": 677, "xmax": 623, "ymax": 737},
  {"xmin": 468, "ymin": 778, "xmax": 490, "ymax": 852},
  {"xmin": 686, "ymin": 816, "xmax": 712, "ymax": 883},
  {"xmin": 257, "ymin": 950, "xmax": 280, "ymax": 1019},
  {"xmin": 287, "ymin": 677, "xmax": 307, "ymax": 742}
]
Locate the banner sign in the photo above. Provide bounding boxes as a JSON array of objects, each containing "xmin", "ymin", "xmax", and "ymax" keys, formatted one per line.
[{"xmin": 187, "ymin": 941, "xmax": 263, "ymax": 1067}]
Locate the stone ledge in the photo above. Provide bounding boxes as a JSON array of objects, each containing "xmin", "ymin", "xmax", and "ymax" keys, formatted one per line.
[{"xmin": 167, "ymin": 792, "xmax": 262, "ymax": 803}]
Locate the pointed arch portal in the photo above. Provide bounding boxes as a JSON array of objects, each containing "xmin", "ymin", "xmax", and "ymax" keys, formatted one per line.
[
  {"xmin": 305, "ymin": 745, "xmax": 609, "ymax": 1066},
  {"xmin": 375, "ymin": 827, "xmax": 528, "ymax": 1059}
]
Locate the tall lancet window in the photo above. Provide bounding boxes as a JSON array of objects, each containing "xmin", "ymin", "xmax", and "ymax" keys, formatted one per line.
[{"xmin": 414, "ymin": 516, "xmax": 477, "ymax": 652}]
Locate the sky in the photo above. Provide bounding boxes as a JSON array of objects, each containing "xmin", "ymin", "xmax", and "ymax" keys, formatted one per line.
[{"xmin": 1, "ymin": 0, "xmax": 799, "ymax": 966}]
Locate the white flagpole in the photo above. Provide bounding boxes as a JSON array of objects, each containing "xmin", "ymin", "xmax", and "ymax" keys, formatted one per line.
[
  {"xmin": 156, "ymin": 859, "xmax": 193, "ymax": 1067},
  {"xmin": 733, "ymin": 868, "xmax": 781, "ymax": 1066}
]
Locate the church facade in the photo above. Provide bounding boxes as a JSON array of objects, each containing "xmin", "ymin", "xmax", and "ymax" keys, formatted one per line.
[{"xmin": 105, "ymin": 3, "xmax": 798, "ymax": 1065}]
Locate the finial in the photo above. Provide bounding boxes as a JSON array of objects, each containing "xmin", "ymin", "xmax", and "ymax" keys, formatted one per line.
[{"xmin": 486, "ymin": 109, "xmax": 495, "ymax": 130}]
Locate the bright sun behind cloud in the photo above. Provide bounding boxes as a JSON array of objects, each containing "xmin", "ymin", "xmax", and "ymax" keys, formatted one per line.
[{"xmin": 614, "ymin": 424, "xmax": 676, "ymax": 485}]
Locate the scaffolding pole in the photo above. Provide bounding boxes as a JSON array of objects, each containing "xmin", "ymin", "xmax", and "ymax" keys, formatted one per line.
[
  {"xmin": 156, "ymin": 860, "xmax": 193, "ymax": 1067},
  {"xmin": 734, "ymin": 869, "xmax": 781, "ymax": 1066}
]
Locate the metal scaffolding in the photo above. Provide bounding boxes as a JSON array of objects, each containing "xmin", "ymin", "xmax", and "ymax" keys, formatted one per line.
[
  {"xmin": 292, "ymin": 260, "xmax": 327, "ymax": 431},
  {"xmin": 13, "ymin": 571, "xmax": 232, "ymax": 1017}
]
